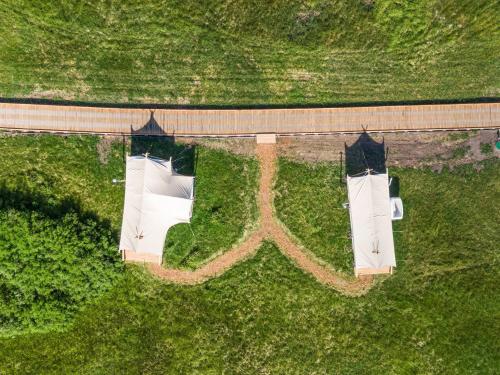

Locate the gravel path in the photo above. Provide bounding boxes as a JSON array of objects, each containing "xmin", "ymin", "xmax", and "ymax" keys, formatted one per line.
[{"xmin": 148, "ymin": 144, "xmax": 373, "ymax": 295}]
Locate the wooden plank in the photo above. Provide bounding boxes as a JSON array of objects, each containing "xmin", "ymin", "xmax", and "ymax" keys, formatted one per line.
[
  {"xmin": 256, "ymin": 133, "xmax": 277, "ymax": 144},
  {"xmin": 355, "ymin": 266, "xmax": 393, "ymax": 277},
  {"xmin": 0, "ymin": 102, "xmax": 498, "ymax": 135},
  {"xmin": 122, "ymin": 250, "xmax": 162, "ymax": 265}
]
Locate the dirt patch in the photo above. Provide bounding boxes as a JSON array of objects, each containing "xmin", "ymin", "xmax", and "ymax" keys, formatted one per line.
[
  {"xmin": 96, "ymin": 136, "xmax": 115, "ymax": 164},
  {"xmin": 177, "ymin": 137, "xmax": 256, "ymax": 157},
  {"xmin": 277, "ymin": 130, "xmax": 498, "ymax": 169}
]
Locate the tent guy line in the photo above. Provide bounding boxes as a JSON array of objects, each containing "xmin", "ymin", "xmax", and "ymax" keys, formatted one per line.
[{"xmin": 146, "ymin": 143, "xmax": 374, "ymax": 296}]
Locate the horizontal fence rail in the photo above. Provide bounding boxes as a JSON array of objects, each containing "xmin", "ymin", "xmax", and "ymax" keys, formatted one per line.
[{"xmin": 0, "ymin": 102, "xmax": 498, "ymax": 136}]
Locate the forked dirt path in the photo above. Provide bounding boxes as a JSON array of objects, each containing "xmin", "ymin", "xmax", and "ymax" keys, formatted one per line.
[{"xmin": 148, "ymin": 144, "xmax": 373, "ymax": 295}]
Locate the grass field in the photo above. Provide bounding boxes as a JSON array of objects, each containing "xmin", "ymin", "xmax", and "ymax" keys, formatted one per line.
[
  {"xmin": 0, "ymin": 1, "xmax": 498, "ymax": 105},
  {"xmin": 0, "ymin": 133, "xmax": 498, "ymax": 372},
  {"xmin": 0, "ymin": 232, "xmax": 498, "ymax": 373}
]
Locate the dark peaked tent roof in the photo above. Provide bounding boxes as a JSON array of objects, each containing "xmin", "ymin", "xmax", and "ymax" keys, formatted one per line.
[
  {"xmin": 345, "ymin": 132, "xmax": 386, "ymax": 176},
  {"xmin": 130, "ymin": 111, "xmax": 196, "ymax": 175},
  {"xmin": 131, "ymin": 111, "xmax": 165, "ymax": 136}
]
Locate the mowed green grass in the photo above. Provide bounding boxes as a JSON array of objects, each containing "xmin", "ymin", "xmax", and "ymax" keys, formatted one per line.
[
  {"xmin": 0, "ymin": 134, "xmax": 258, "ymax": 269},
  {"xmin": 0, "ymin": 1, "xmax": 498, "ymax": 104},
  {"xmin": 165, "ymin": 146, "xmax": 258, "ymax": 269}
]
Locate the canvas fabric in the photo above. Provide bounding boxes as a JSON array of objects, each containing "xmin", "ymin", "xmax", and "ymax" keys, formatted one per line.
[
  {"xmin": 347, "ymin": 173, "xmax": 396, "ymax": 270},
  {"xmin": 119, "ymin": 156, "xmax": 194, "ymax": 257}
]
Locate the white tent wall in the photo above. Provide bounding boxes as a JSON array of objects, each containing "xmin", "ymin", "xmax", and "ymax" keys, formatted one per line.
[
  {"xmin": 119, "ymin": 156, "xmax": 195, "ymax": 264},
  {"xmin": 347, "ymin": 172, "xmax": 396, "ymax": 276},
  {"xmin": 119, "ymin": 158, "xmax": 146, "ymax": 255}
]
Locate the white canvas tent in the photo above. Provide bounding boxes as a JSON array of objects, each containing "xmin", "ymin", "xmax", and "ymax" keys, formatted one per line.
[
  {"xmin": 119, "ymin": 155, "xmax": 194, "ymax": 264},
  {"xmin": 347, "ymin": 171, "xmax": 396, "ymax": 276}
]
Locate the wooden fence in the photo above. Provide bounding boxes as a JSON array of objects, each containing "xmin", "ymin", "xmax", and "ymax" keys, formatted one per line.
[{"xmin": 0, "ymin": 102, "xmax": 498, "ymax": 136}]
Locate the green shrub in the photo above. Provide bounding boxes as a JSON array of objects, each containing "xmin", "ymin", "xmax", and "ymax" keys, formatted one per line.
[
  {"xmin": 447, "ymin": 131, "xmax": 470, "ymax": 141},
  {"xmin": 0, "ymin": 207, "xmax": 123, "ymax": 336}
]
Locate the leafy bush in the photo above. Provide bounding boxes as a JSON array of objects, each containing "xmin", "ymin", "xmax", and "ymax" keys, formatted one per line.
[{"xmin": 0, "ymin": 207, "xmax": 123, "ymax": 336}]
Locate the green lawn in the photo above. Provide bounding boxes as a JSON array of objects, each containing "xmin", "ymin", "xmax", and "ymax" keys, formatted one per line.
[
  {"xmin": 0, "ymin": 134, "xmax": 125, "ymax": 228},
  {"xmin": 275, "ymin": 159, "xmax": 353, "ymax": 274},
  {"xmin": 165, "ymin": 146, "xmax": 258, "ymax": 269},
  {"xmin": 0, "ymin": 1, "xmax": 498, "ymax": 105}
]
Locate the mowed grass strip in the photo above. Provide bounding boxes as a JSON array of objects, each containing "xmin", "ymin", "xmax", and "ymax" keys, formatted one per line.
[
  {"xmin": 0, "ymin": 1, "xmax": 498, "ymax": 104},
  {"xmin": 0, "ymin": 133, "xmax": 258, "ymax": 269},
  {"xmin": 165, "ymin": 146, "xmax": 259, "ymax": 269}
]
